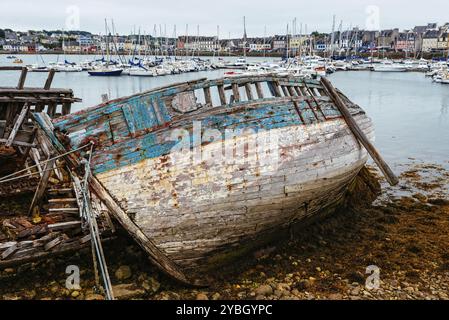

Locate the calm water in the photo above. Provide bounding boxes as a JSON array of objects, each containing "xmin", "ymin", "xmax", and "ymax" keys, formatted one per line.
[
  {"xmin": 1, "ymin": 54, "xmax": 448, "ymax": 169},
  {"xmin": 329, "ymin": 71, "xmax": 449, "ymax": 170}
]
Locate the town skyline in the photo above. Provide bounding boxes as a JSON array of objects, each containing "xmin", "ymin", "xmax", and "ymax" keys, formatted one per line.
[
  {"xmin": 1, "ymin": 0, "xmax": 449, "ymax": 37},
  {"xmin": 1, "ymin": 21, "xmax": 448, "ymax": 56}
]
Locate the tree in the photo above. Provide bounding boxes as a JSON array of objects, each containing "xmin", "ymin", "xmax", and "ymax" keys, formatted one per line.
[{"xmin": 0, "ymin": 29, "xmax": 5, "ymax": 39}]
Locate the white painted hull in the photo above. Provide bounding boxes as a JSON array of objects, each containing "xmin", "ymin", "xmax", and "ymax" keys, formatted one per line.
[
  {"xmin": 373, "ymin": 65, "xmax": 407, "ymax": 72},
  {"xmin": 96, "ymin": 114, "xmax": 374, "ymax": 268},
  {"xmin": 128, "ymin": 70, "xmax": 155, "ymax": 77}
]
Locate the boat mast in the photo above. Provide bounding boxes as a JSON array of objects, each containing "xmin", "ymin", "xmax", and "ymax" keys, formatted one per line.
[
  {"xmin": 298, "ymin": 23, "xmax": 303, "ymax": 61},
  {"xmin": 263, "ymin": 25, "xmax": 267, "ymax": 58},
  {"xmin": 286, "ymin": 23, "xmax": 290, "ymax": 61},
  {"xmin": 215, "ymin": 25, "xmax": 220, "ymax": 61},
  {"xmin": 330, "ymin": 15, "xmax": 336, "ymax": 59},
  {"xmin": 243, "ymin": 16, "xmax": 247, "ymax": 60},
  {"xmin": 104, "ymin": 19, "xmax": 110, "ymax": 67},
  {"xmin": 174, "ymin": 25, "xmax": 177, "ymax": 60}
]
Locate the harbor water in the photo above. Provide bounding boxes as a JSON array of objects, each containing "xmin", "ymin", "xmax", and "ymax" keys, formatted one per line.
[{"xmin": 1, "ymin": 54, "xmax": 448, "ymax": 170}]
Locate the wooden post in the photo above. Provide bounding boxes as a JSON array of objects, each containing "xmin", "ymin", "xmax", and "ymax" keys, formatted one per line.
[
  {"xmin": 294, "ymin": 86, "xmax": 303, "ymax": 96},
  {"xmin": 255, "ymin": 82, "xmax": 264, "ymax": 99},
  {"xmin": 287, "ymin": 86, "xmax": 297, "ymax": 97},
  {"xmin": 217, "ymin": 84, "xmax": 227, "ymax": 105},
  {"xmin": 232, "ymin": 83, "xmax": 240, "ymax": 102},
  {"xmin": 28, "ymin": 158, "xmax": 56, "ymax": 216},
  {"xmin": 44, "ymin": 69, "xmax": 56, "ymax": 90},
  {"xmin": 245, "ymin": 83, "xmax": 254, "ymax": 100},
  {"xmin": 47, "ymin": 103, "xmax": 57, "ymax": 118},
  {"xmin": 320, "ymin": 77, "xmax": 399, "ymax": 186},
  {"xmin": 269, "ymin": 81, "xmax": 282, "ymax": 97},
  {"xmin": 17, "ymin": 68, "xmax": 28, "ymax": 90},
  {"xmin": 6, "ymin": 103, "xmax": 29, "ymax": 147},
  {"xmin": 203, "ymin": 86, "xmax": 212, "ymax": 106}
]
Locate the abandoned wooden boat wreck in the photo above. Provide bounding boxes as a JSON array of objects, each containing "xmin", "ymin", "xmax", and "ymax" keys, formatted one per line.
[{"xmin": 32, "ymin": 73, "xmax": 398, "ymax": 280}]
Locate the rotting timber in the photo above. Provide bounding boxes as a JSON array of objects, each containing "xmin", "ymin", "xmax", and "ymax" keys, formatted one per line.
[
  {"xmin": 30, "ymin": 73, "xmax": 395, "ymax": 285},
  {"xmin": 0, "ymin": 67, "xmax": 114, "ymax": 272}
]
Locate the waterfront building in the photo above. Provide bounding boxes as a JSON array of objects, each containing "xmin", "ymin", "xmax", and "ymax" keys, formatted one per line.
[
  {"xmin": 422, "ymin": 30, "xmax": 440, "ymax": 52},
  {"xmin": 437, "ymin": 32, "xmax": 449, "ymax": 50}
]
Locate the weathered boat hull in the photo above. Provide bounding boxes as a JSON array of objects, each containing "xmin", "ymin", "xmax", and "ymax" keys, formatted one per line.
[
  {"xmin": 96, "ymin": 114, "xmax": 373, "ymax": 268},
  {"xmin": 35, "ymin": 76, "xmax": 376, "ymax": 273}
]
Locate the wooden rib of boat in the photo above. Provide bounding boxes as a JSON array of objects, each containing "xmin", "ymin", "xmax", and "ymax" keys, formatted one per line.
[{"xmin": 34, "ymin": 75, "xmax": 376, "ymax": 272}]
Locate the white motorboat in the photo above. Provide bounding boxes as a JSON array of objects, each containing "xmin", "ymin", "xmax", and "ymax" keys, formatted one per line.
[{"xmin": 373, "ymin": 60, "xmax": 407, "ymax": 72}]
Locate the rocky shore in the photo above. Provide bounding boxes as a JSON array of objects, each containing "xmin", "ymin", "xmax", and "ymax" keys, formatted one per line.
[{"xmin": 1, "ymin": 161, "xmax": 448, "ymax": 301}]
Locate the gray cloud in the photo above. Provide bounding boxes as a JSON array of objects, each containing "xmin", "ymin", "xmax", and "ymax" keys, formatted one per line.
[{"xmin": 1, "ymin": 0, "xmax": 448, "ymax": 36}]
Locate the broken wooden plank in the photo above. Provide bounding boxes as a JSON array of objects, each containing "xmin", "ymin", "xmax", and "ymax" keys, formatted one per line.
[
  {"xmin": 48, "ymin": 221, "xmax": 82, "ymax": 231},
  {"xmin": 44, "ymin": 69, "xmax": 56, "ymax": 90},
  {"xmin": 44, "ymin": 235, "xmax": 66, "ymax": 251},
  {"xmin": 5, "ymin": 103, "xmax": 29, "ymax": 147},
  {"xmin": 17, "ymin": 68, "xmax": 28, "ymax": 90},
  {"xmin": 48, "ymin": 208, "xmax": 80, "ymax": 214},
  {"xmin": 48, "ymin": 198, "xmax": 78, "ymax": 204},
  {"xmin": 28, "ymin": 158, "xmax": 56, "ymax": 215},
  {"xmin": 1, "ymin": 243, "xmax": 19, "ymax": 260},
  {"xmin": 0, "ymin": 242, "xmax": 17, "ymax": 250},
  {"xmin": 0, "ymin": 138, "xmax": 35, "ymax": 148}
]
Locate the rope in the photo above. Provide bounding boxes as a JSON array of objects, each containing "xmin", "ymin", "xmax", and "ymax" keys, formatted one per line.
[
  {"xmin": 78, "ymin": 157, "xmax": 114, "ymax": 300},
  {"xmin": 0, "ymin": 166, "xmax": 65, "ymax": 184},
  {"xmin": 0, "ymin": 142, "xmax": 94, "ymax": 183}
]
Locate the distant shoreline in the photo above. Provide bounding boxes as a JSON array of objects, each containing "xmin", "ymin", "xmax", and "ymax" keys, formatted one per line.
[{"xmin": 0, "ymin": 51, "xmax": 447, "ymax": 60}]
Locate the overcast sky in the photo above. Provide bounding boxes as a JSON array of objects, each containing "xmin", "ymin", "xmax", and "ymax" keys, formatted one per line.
[{"xmin": 1, "ymin": 0, "xmax": 448, "ymax": 37}]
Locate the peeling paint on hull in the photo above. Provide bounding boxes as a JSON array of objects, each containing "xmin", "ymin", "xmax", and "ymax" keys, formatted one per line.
[
  {"xmin": 41, "ymin": 76, "xmax": 376, "ymax": 270},
  {"xmin": 96, "ymin": 115, "xmax": 373, "ymax": 268}
]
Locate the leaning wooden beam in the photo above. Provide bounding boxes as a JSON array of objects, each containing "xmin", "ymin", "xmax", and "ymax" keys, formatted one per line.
[
  {"xmin": 28, "ymin": 158, "xmax": 56, "ymax": 216},
  {"xmin": 32, "ymin": 113, "xmax": 205, "ymax": 287},
  {"xmin": 44, "ymin": 69, "xmax": 56, "ymax": 90},
  {"xmin": 17, "ymin": 68, "xmax": 28, "ymax": 90},
  {"xmin": 320, "ymin": 77, "xmax": 399, "ymax": 186},
  {"xmin": 6, "ymin": 103, "xmax": 29, "ymax": 147},
  {"xmin": 0, "ymin": 138, "xmax": 35, "ymax": 148}
]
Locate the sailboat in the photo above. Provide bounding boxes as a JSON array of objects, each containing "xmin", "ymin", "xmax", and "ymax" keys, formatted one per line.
[{"xmin": 88, "ymin": 20, "xmax": 123, "ymax": 77}]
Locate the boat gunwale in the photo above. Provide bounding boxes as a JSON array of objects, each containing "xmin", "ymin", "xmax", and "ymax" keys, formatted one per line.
[{"xmin": 51, "ymin": 74, "xmax": 323, "ymax": 124}]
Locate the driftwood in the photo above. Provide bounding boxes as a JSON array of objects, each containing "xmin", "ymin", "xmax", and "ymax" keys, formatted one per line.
[{"xmin": 320, "ymin": 77, "xmax": 399, "ymax": 186}]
